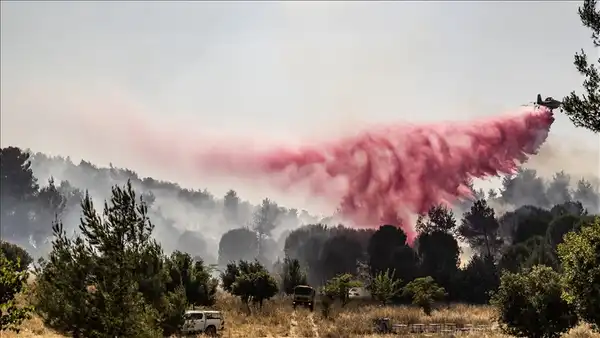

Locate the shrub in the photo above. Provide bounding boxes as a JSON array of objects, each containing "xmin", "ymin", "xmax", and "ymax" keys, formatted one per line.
[
  {"xmin": 557, "ymin": 218, "xmax": 600, "ymax": 331},
  {"xmin": 0, "ymin": 252, "xmax": 33, "ymax": 332},
  {"xmin": 369, "ymin": 269, "xmax": 402, "ymax": 305},
  {"xmin": 490, "ymin": 265, "xmax": 578, "ymax": 338},
  {"xmin": 402, "ymin": 276, "xmax": 446, "ymax": 316}
]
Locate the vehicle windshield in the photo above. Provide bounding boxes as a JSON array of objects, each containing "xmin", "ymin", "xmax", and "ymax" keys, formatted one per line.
[{"xmin": 294, "ymin": 286, "xmax": 313, "ymax": 296}]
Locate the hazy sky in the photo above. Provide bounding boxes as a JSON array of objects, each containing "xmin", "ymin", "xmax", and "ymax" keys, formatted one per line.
[{"xmin": 1, "ymin": 1, "xmax": 598, "ymax": 209}]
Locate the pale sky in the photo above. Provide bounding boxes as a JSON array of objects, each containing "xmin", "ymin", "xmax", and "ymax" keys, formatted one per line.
[{"xmin": 1, "ymin": 1, "xmax": 599, "ymax": 209}]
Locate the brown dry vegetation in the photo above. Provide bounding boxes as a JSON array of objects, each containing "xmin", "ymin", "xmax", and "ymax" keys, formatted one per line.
[{"xmin": 4, "ymin": 290, "xmax": 599, "ymax": 338}]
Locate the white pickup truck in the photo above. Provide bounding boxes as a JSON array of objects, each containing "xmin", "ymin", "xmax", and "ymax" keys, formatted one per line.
[{"xmin": 181, "ymin": 310, "xmax": 224, "ymax": 336}]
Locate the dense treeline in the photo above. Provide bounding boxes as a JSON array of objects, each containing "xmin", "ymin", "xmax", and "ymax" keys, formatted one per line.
[
  {"xmin": 2, "ymin": 180, "xmax": 219, "ymax": 336},
  {"xmin": 2, "ymin": 145, "xmax": 599, "ymax": 337},
  {"xmin": 3, "ymin": 0, "xmax": 600, "ymax": 335},
  {"xmin": 4, "ymin": 146, "xmax": 599, "ymax": 272},
  {"xmin": 2, "ymin": 146, "xmax": 600, "ymax": 283},
  {"xmin": 3, "ymin": 147, "xmax": 324, "ymax": 262}
]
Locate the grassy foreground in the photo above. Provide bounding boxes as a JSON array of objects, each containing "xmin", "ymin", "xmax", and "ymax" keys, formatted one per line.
[{"xmin": 4, "ymin": 291, "xmax": 599, "ymax": 338}]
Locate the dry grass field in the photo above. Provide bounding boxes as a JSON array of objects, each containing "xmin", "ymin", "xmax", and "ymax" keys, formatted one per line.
[{"xmin": 4, "ymin": 291, "xmax": 599, "ymax": 338}]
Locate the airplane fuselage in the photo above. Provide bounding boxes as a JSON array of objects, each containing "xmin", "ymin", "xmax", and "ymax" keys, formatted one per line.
[
  {"xmin": 539, "ymin": 102, "xmax": 562, "ymax": 110},
  {"xmin": 536, "ymin": 94, "xmax": 562, "ymax": 111}
]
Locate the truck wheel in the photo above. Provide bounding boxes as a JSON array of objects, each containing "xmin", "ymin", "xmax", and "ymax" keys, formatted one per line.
[{"xmin": 205, "ymin": 326, "xmax": 217, "ymax": 336}]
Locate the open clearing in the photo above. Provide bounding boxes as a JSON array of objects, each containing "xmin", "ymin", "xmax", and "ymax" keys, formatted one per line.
[{"xmin": 5, "ymin": 292, "xmax": 598, "ymax": 338}]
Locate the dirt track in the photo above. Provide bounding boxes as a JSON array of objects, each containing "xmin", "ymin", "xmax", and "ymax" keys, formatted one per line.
[{"xmin": 288, "ymin": 310, "xmax": 319, "ymax": 337}]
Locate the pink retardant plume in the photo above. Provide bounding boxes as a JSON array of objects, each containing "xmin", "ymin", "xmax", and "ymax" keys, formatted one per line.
[{"xmin": 197, "ymin": 107, "xmax": 555, "ymax": 246}]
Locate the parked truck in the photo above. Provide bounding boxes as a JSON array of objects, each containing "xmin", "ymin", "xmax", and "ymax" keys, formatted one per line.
[
  {"xmin": 180, "ymin": 310, "xmax": 224, "ymax": 336},
  {"xmin": 292, "ymin": 285, "xmax": 316, "ymax": 311}
]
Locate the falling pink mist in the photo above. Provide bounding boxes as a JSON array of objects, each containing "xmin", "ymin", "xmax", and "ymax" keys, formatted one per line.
[{"xmin": 192, "ymin": 107, "xmax": 555, "ymax": 245}]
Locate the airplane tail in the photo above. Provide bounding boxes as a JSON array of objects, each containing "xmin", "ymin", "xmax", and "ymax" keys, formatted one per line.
[{"xmin": 536, "ymin": 94, "xmax": 542, "ymax": 104}]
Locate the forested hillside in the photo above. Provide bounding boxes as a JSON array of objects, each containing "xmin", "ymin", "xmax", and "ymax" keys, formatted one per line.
[
  {"xmin": 2, "ymin": 145, "xmax": 599, "ymax": 337},
  {"xmin": 2, "ymin": 145, "xmax": 599, "ymax": 284},
  {"xmin": 2, "ymin": 147, "xmax": 328, "ymax": 263},
  {"xmin": 3, "ymin": 0, "xmax": 600, "ymax": 335}
]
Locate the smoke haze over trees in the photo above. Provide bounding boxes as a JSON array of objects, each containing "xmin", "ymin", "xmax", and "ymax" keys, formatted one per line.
[
  {"xmin": 1, "ymin": 147, "xmax": 325, "ymax": 262},
  {"xmin": 1, "ymin": 145, "xmax": 598, "ymax": 284},
  {"xmin": 1, "ymin": 2, "xmax": 600, "ymax": 337},
  {"xmin": 3, "ymin": 147, "xmax": 599, "ymax": 335}
]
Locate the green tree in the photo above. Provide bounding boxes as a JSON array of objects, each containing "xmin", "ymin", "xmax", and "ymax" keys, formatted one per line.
[
  {"xmin": 35, "ymin": 182, "xmax": 183, "ymax": 337},
  {"xmin": 281, "ymin": 257, "xmax": 307, "ymax": 295},
  {"xmin": 253, "ymin": 198, "xmax": 284, "ymax": 264},
  {"xmin": 0, "ymin": 252, "xmax": 33, "ymax": 332},
  {"xmin": 490, "ymin": 265, "xmax": 578, "ymax": 338},
  {"xmin": 221, "ymin": 260, "xmax": 278, "ymax": 309},
  {"xmin": 0, "ymin": 147, "xmax": 39, "ymax": 248},
  {"xmin": 546, "ymin": 171, "xmax": 572, "ymax": 206},
  {"xmin": 368, "ymin": 269, "xmax": 402, "ymax": 305},
  {"xmin": 457, "ymin": 199, "xmax": 503, "ymax": 258},
  {"xmin": 220, "ymin": 260, "xmax": 264, "ymax": 294},
  {"xmin": 156, "ymin": 286, "xmax": 187, "ymax": 336},
  {"xmin": 573, "ymin": 179, "xmax": 600, "ymax": 213},
  {"xmin": 562, "ymin": 0, "xmax": 600, "ymax": 133},
  {"xmin": 402, "ymin": 276, "xmax": 446, "ymax": 316},
  {"xmin": 415, "ymin": 230, "xmax": 460, "ymax": 300},
  {"xmin": 557, "ymin": 218, "xmax": 600, "ymax": 330},
  {"xmin": 416, "ymin": 205, "xmax": 457, "ymax": 234},
  {"xmin": 321, "ymin": 273, "xmax": 362, "ymax": 308},
  {"xmin": 499, "ymin": 236, "xmax": 558, "ymax": 273},
  {"xmin": 78, "ymin": 184, "xmax": 170, "ymax": 337},
  {"xmin": 34, "ymin": 177, "xmax": 67, "ymax": 251},
  {"xmin": 253, "ymin": 198, "xmax": 280, "ymax": 239},
  {"xmin": 367, "ymin": 225, "xmax": 409, "ymax": 277},
  {"xmin": 319, "ymin": 233, "xmax": 364, "ymax": 281},
  {"xmin": 550, "ymin": 201, "xmax": 586, "ymax": 219},
  {"xmin": 524, "ymin": 237, "xmax": 559, "ymax": 271},
  {"xmin": 283, "ymin": 224, "xmax": 331, "ymax": 286},
  {"xmin": 221, "ymin": 262, "xmax": 241, "ymax": 293},
  {"xmin": 459, "ymin": 254, "xmax": 499, "ymax": 304},
  {"xmin": 218, "ymin": 228, "xmax": 259, "ymax": 267},
  {"xmin": 130, "ymin": 235, "xmax": 186, "ymax": 336},
  {"xmin": 500, "ymin": 169, "xmax": 548, "ymax": 208},
  {"xmin": 232, "ymin": 269, "xmax": 278, "ymax": 309},
  {"xmin": 223, "ymin": 189, "xmax": 241, "ymax": 226},
  {"xmin": 166, "ymin": 251, "xmax": 218, "ymax": 307},
  {"xmin": 0, "ymin": 241, "xmax": 33, "ymax": 272},
  {"xmin": 546, "ymin": 214, "xmax": 582, "ymax": 249},
  {"xmin": 498, "ymin": 205, "xmax": 552, "ymax": 247},
  {"xmin": 416, "ymin": 206, "xmax": 460, "ymax": 300},
  {"xmin": 175, "ymin": 231, "xmax": 210, "ymax": 263},
  {"xmin": 35, "ymin": 224, "xmax": 101, "ymax": 338}
]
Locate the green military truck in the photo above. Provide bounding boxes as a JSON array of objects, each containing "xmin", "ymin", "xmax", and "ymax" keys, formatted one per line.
[{"xmin": 292, "ymin": 285, "xmax": 316, "ymax": 311}]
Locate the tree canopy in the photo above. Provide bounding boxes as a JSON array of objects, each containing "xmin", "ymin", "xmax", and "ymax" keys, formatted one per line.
[
  {"xmin": 2, "ymin": 142, "xmax": 600, "ymax": 333},
  {"xmin": 563, "ymin": 0, "xmax": 600, "ymax": 132}
]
